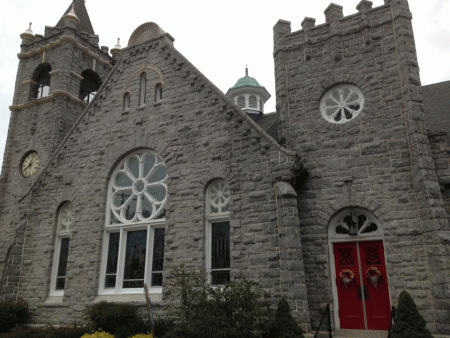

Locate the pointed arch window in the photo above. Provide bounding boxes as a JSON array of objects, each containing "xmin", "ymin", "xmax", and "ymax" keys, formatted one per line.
[
  {"xmin": 205, "ymin": 180, "xmax": 231, "ymax": 285},
  {"xmin": 100, "ymin": 150, "xmax": 168, "ymax": 295},
  {"xmin": 139, "ymin": 73, "xmax": 147, "ymax": 106},
  {"xmin": 50, "ymin": 202, "xmax": 74, "ymax": 296}
]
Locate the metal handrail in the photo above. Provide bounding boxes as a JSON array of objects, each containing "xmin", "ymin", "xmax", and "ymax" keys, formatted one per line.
[
  {"xmin": 314, "ymin": 304, "xmax": 332, "ymax": 338},
  {"xmin": 387, "ymin": 306, "xmax": 396, "ymax": 338}
]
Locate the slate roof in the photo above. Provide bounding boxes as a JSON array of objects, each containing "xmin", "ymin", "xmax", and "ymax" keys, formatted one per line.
[
  {"xmin": 256, "ymin": 112, "xmax": 278, "ymax": 141},
  {"xmin": 423, "ymin": 80, "xmax": 450, "ymax": 135},
  {"xmin": 56, "ymin": 0, "xmax": 95, "ymax": 35}
]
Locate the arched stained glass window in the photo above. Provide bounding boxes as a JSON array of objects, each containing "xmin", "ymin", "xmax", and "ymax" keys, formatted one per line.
[
  {"xmin": 100, "ymin": 150, "xmax": 167, "ymax": 295},
  {"xmin": 206, "ymin": 180, "xmax": 230, "ymax": 285}
]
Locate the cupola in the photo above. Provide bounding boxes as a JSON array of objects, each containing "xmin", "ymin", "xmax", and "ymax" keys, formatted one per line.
[{"xmin": 226, "ymin": 67, "xmax": 271, "ymax": 119}]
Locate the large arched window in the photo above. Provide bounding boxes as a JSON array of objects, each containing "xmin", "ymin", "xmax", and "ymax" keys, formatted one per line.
[
  {"xmin": 50, "ymin": 202, "xmax": 74, "ymax": 296},
  {"xmin": 100, "ymin": 150, "xmax": 168, "ymax": 295},
  {"xmin": 79, "ymin": 70, "xmax": 102, "ymax": 104},
  {"xmin": 31, "ymin": 63, "xmax": 51, "ymax": 99},
  {"xmin": 205, "ymin": 180, "xmax": 230, "ymax": 285}
]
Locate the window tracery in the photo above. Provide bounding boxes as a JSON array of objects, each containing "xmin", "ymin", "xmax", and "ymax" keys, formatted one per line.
[{"xmin": 320, "ymin": 84, "xmax": 364, "ymax": 124}]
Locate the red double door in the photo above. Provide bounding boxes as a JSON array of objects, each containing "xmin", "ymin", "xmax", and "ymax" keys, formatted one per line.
[{"xmin": 333, "ymin": 241, "xmax": 391, "ymax": 330}]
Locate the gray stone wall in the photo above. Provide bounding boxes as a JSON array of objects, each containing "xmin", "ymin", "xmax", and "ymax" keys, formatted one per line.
[
  {"xmin": 0, "ymin": 31, "xmax": 311, "ymax": 327},
  {"xmin": 274, "ymin": 0, "xmax": 450, "ymax": 333}
]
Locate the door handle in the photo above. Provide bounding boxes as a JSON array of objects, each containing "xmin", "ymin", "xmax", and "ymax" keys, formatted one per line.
[{"xmin": 357, "ymin": 285, "xmax": 368, "ymax": 300}]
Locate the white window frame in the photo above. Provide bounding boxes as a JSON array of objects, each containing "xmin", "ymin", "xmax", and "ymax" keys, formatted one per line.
[
  {"xmin": 205, "ymin": 180, "xmax": 230, "ymax": 285},
  {"xmin": 49, "ymin": 202, "xmax": 73, "ymax": 297},
  {"xmin": 99, "ymin": 221, "xmax": 165, "ymax": 295},
  {"xmin": 100, "ymin": 150, "xmax": 168, "ymax": 295}
]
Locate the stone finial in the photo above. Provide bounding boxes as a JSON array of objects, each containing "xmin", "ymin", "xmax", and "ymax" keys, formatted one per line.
[
  {"xmin": 356, "ymin": 0, "xmax": 373, "ymax": 12},
  {"xmin": 20, "ymin": 22, "xmax": 35, "ymax": 43},
  {"xmin": 63, "ymin": 4, "xmax": 80, "ymax": 28},
  {"xmin": 324, "ymin": 3, "xmax": 344, "ymax": 23},
  {"xmin": 301, "ymin": 17, "xmax": 316, "ymax": 30},
  {"xmin": 111, "ymin": 38, "xmax": 122, "ymax": 61}
]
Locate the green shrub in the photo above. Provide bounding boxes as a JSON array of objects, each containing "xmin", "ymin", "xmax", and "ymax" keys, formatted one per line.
[
  {"xmin": 85, "ymin": 301, "xmax": 146, "ymax": 338},
  {"xmin": 129, "ymin": 334, "xmax": 153, "ymax": 338},
  {"xmin": 81, "ymin": 332, "xmax": 115, "ymax": 338},
  {"xmin": 266, "ymin": 297, "xmax": 303, "ymax": 338},
  {"xmin": 0, "ymin": 300, "xmax": 31, "ymax": 333},
  {"xmin": 391, "ymin": 290, "xmax": 433, "ymax": 338},
  {"xmin": 165, "ymin": 267, "xmax": 273, "ymax": 338},
  {"xmin": 154, "ymin": 317, "xmax": 174, "ymax": 337},
  {"xmin": 2, "ymin": 325, "xmax": 89, "ymax": 338}
]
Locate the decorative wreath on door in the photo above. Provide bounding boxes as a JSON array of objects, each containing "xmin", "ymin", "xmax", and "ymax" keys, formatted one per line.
[
  {"xmin": 339, "ymin": 269, "xmax": 355, "ymax": 288},
  {"xmin": 366, "ymin": 266, "xmax": 382, "ymax": 289}
]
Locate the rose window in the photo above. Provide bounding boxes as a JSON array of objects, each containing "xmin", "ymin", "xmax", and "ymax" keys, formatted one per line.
[
  {"xmin": 207, "ymin": 180, "xmax": 230, "ymax": 214},
  {"xmin": 320, "ymin": 85, "xmax": 364, "ymax": 124},
  {"xmin": 58, "ymin": 202, "xmax": 74, "ymax": 232},
  {"xmin": 109, "ymin": 151, "xmax": 168, "ymax": 224}
]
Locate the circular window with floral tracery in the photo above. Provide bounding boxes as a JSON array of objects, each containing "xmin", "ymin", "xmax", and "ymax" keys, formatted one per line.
[
  {"xmin": 207, "ymin": 180, "xmax": 230, "ymax": 215},
  {"xmin": 320, "ymin": 84, "xmax": 364, "ymax": 124},
  {"xmin": 108, "ymin": 150, "xmax": 168, "ymax": 224}
]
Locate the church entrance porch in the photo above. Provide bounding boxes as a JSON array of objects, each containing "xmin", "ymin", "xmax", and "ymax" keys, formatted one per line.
[{"xmin": 333, "ymin": 241, "xmax": 391, "ymax": 330}]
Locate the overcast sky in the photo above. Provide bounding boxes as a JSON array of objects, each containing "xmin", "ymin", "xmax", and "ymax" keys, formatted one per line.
[{"xmin": 1, "ymin": 0, "xmax": 450, "ymax": 166}]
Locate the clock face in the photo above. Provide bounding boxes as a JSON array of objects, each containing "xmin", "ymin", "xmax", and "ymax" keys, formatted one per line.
[{"xmin": 21, "ymin": 151, "xmax": 39, "ymax": 178}]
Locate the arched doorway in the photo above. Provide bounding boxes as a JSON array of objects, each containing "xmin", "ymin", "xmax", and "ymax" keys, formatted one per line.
[{"xmin": 328, "ymin": 208, "xmax": 391, "ymax": 330}]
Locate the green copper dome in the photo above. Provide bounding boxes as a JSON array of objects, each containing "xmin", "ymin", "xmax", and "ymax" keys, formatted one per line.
[{"xmin": 230, "ymin": 67, "xmax": 263, "ymax": 89}]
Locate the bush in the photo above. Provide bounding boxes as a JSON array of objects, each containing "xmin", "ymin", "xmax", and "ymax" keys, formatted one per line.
[
  {"xmin": 165, "ymin": 267, "xmax": 273, "ymax": 338},
  {"xmin": 154, "ymin": 317, "xmax": 174, "ymax": 337},
  {"xmin": 129, "ymin": 335, "xmax": 153, "ymax": 338},
  {"xmin": 81, "ymin": 332, "xmax": 115, "ymax": 338},
  {"xmin": 391, "ymin": 291, "xmax": 433, "ymax": 338},
  {"xmin": 266, "ymin": 298, "xmax": 303, "ymax": 338},
  {"xmin": 85, "ymin": 301, "xmax": 146, "ymax": 338},
  {"xmin": 0, "ymin": 300, "xmax": 31, "ymax": 333},
  {"xmin": 2, "ymin": 325, "xmax": 89, "ymax": 338}
]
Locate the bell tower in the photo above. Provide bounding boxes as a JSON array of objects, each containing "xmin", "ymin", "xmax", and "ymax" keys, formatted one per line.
[{"xmin": 0, "ymin": 0, "xmax": 113, "ymax": 301}]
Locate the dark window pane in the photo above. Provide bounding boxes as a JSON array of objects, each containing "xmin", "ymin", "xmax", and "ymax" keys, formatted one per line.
[
  {"xmin": 56, "ymin": 277, "xmax": 66, "ymax": 290},
  {"xmin": 105, "ymin": 275, "xmax": 116, "ymax": 288},
  {"xmin": 152, "ymin": 228, "xmax": 165, "ymax": 272},
  {"xmin": 56, "ymin": 238, "xmax": 70, "ymax": 290},
  {"xmin": 211, "ymin": 271, "xmax": 230, "ymax": 285},
  {"xmin": 123, "ymin": 230, "xmax": 147, "ymax": 288},
  {"xmin": 106, "ymin": 233, "xmax": 120, "ymax": 274},
  {"xmin": 123, "ymin": 280, "xmax": 144, "ymax": 288},
  {"xmin": 211, "ymin": 222, "xmax": 230, "ymax": 270},
  {"xmin": 152, "ymin": 273, "xmax": 163, "ymax": 286}
]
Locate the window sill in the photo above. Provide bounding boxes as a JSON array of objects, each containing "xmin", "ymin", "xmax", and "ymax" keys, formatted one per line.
[
  {"xmin": 122, "ymin": 109, "xmax": 130, "ymax": 115},
  {"xmin": 94, "ymin": 293, "xmax": 162, "ymax": 304},
  {"xmin": 41, "ymin": 296, "xmax": 69, "ymax": 307},
  {"xmin": 137, "ymin": 105, "xmax": 147, "ymax": 111},
  {"xmin": 154, "ymin": 101, "xmax": 162, "ymax": 107}
]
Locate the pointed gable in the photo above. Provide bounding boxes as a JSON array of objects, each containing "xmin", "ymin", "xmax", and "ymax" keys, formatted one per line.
[{"xmin": 56, "ymin": 0, "xmax": 95, "ymax": 35}]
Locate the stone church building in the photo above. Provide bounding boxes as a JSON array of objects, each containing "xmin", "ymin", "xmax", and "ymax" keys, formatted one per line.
[{"xmin": 1, "ymin": 0, "xmax": 449, "ymax": 336}]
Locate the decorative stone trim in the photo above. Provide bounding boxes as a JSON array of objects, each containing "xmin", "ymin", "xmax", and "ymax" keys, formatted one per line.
[
  {"xmin": 18, "ymin": 35, "xmax": 113, "ymax": 68},
  {"xmin": 70, "ymin": 71, "xmax": 83, "ymax": 80},
  {"xmin": 275, "ymin": 181, "xmax": 297, "ymax": 198},
  {"xmin": 10, "ymin": 90, "xmax": 87, "ymax": 111},
  {"xmin": 22, "ymin": 79, "xmax": 37, "ymax": 86},
  {"xmin": 48, "ymin": 69, "xmax": 60, "ymax": 75}
]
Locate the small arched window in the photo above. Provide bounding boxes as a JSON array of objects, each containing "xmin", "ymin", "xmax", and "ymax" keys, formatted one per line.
[
  {"xmin": 32, "ymin": 63, "xmax": 52, "ymax": 99},
  {"xmin": 123, "ymin": 92, "xmax": 131, "ymax": 110},
  {"xmin": 155, "ymin": 84, "xmax": 163, "ymax": 102},
  {"xmin": 50, "ymin": 202, "xmax": 74, "ymax": 296},
  {"xmin": 205, "ymin": 180, "xmax": 230, "ymax": 285},
  {"xmin": 237, "ymin": 96, "xmax": 245, "ymax": 108},
  {"xmin": 100, "ymin": 150, "xmax": 168, "ymax": 295},
  {"xmin": 79, "ymin": 70, "xmax": 102, "ymax": 104},
  {"xmin": 139, "ymin": 73, "xmax": 147, "ymax": 106}
]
